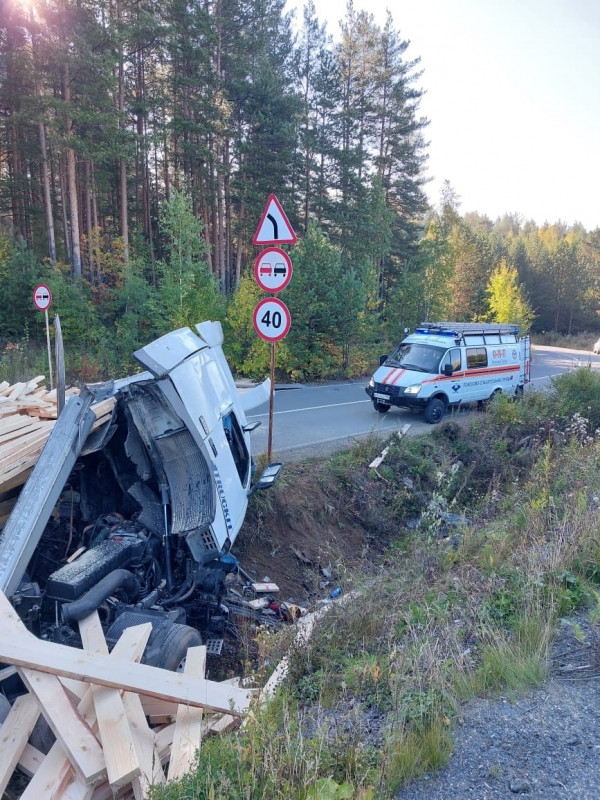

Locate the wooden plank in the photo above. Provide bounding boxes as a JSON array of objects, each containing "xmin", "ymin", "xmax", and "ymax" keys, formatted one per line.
[
  {"xmin": 0, "ymin": 594, "xmax": 106, "ymax": 786},
  {"xmin": 17, "ymin": 742, "xmax": 45, "ymax": 778},
  {"xmin": 20, "ymin": 739, "xmax": 76, "ymax": 800},
  {"xmin": 30, "ymin": 622, "xmax": 155, "ymax": 800},
  {"xmin": 21, "ymin": 623, "xmax": 151, "ymax": 800},
  {"xmin": 6, "ymin": 383, "xmax": 25, "ymax": 401},
  {"xmin": 17, "ymin": 667, "xmax": 106, "ymax": 784},
  {"xmin": 0, "ymin": 463, "xmax": 35, "ymax": 493},
  {"xmin": 0, "ymin": 427, "xmax": 52, "ymax": 462},
  {"xmin": 0, "ymin": 630, "xmax": 252, "ymax": 715},
  {"xmin": 0, "ymin": 415, "xmax": 43, "ymax": 439},
  {"xmin": 206, "ymin": 713, "xmax": 238, "ymax": 735},
  {"xmin": 110, "ymin": 621, "xmax": 165, "ymax": 797},
  {"xmin": 90, "ymin": 398, "xmax": 116, "ymax": 419},
  {"xmin": 22, "ymin": 376, "xmax": 46, "ymax": 395},
  {"xmin": 0, "ymin": 692, "xmax": 40, "ymax": 796},
  {"xmin": 167, "ymin": 645, "xmax": 207, "ymax": 781},
  {"xmin": 78, "ymin": 614, "xmax": 141, "ymax": 792},
  {"xmin": 0, "ymin": 664, "xmax": 17, "ymax": 681}
]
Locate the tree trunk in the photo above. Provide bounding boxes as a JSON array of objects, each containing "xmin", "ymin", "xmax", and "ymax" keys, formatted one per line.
[
  {"xmin": 63, "ymin": 66, "xmax": 82, "ymax": 278},
  {"xmin": 117, "ymin": 0, "xmax": 129, "ymax": 261},
  {"xmin": 30, "ymin": 10, "xmax": 56, "ymax": 266},
  {"xmin": 39, "ymin": 120, "xmax": 57, "ymax": 267}
]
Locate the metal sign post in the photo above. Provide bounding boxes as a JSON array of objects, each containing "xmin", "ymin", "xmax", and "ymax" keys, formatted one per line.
[
  {"xmin": 252, "ymin": 195, "xmax": 296, "ymax": 463},
  {"xmin": 33, "ymin": 283, "xmax": 54, "ymax": 390},
  {"xmin": 268, "ymin": 342, "xmax": 276, "ymax": 462}
]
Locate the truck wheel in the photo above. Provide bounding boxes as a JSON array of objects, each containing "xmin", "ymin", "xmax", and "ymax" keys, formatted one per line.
[
  {"xmin": 372, "ymin": 400, "xmax": 390, "ymax": 413},
  {"xmin": 156, "ymin": 623, "xmax": 203, "ymax": 672},
  {"xmin": 424, "ymin": 397, "xmax": 445, "ymax": 424}
]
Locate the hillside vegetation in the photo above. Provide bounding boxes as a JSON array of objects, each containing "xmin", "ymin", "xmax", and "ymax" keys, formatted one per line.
[{"xmin": 151, "ymin": 367, "xmax": 600, "ymax": 800}]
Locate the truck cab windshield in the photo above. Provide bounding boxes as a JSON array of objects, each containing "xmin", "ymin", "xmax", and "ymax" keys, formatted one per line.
[{"xmin": 385, "ymin": 343, "xmax": 445, "ymax": 374}]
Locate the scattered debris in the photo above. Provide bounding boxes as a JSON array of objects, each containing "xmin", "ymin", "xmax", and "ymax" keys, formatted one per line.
[{"xmin": 291, "ymin": 545, "xmax": 312, "ymax": 565}]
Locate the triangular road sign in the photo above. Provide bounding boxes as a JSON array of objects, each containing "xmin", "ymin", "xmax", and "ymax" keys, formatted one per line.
[{"xmin": 253, "ymin": 194, "xmax": 297, "ymax": 245}]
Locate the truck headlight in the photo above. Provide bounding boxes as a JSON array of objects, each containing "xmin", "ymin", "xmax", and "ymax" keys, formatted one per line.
[
  {"xmin": 369, "ymin": 379, "xmax": 375, "ymax": 388},
  {"xmin": 404, "ymin": 384, "xmax": 422, "ymax": 395}
]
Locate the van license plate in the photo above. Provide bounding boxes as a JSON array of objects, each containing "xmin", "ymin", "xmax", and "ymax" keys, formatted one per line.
[{"xmin": 374, "ymin": 392, "xmax": 390, "ymax": 401}]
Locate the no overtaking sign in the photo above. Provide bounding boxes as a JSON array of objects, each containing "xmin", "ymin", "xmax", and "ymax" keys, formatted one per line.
[{"xmin": 33, "ymin": 284, "xmax": 52, "ymax": 311}]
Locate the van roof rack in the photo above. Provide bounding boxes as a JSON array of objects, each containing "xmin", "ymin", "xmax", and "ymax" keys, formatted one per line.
[{"xmin": 415, "ymin": 321, "xmax": 520, "ymax": 336}]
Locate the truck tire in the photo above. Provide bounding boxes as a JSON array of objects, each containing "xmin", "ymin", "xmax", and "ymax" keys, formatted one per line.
[
  {"xmin": 424, "ymin": 397, "xmax": 446, "ymax": 424},
  {"xmin": 372, "ymin": 400, "xmax": 390, "ymax": 413},
  {"xmin": 156, "ymin": 623, "xmax": 203, "ymax": 672}
]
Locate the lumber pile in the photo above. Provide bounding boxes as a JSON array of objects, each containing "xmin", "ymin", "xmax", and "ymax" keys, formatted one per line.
[
  {"xmin": 0, "ymin": 377, "xmax": 115, "ymax": 504},
  {"xmin": 0, "ymin": 590, "xmax": 252, "ymax": 799}
]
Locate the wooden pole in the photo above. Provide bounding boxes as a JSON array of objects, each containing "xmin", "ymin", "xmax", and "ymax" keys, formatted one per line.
[{"xmin": 267, "ymin": 342, "xmax": 275, "ymax": 463}]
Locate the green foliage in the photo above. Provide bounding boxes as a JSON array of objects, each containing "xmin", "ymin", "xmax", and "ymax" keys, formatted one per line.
[
  {"xmin": 0, "ymin": 237, "xmax": 40, "ymax": 341},
  {"xmin": 157, "ymin": 190, "xmax": 225, "ymax": 330},
  {"xmin": 551, "ymin": 571, "xmax": 591, "ymax": 615},
  {"xmin": 45, "ymin": 267, "xmax": 103, "ymax": 349},
  {"xmin": 486, "ymin": 259, "xmax": 535, "ymax": 333},
  {"xmin": 306, "ymin": 778, "xmax": 355, "ymax": 800},
  {"xmin": 551, "ymin": 366, "xmax": 600, "ymax": 430},
  {"xmin": 224, "ymin": 272, "xmax": 275, "ymax": 378},
  {"xmin": 385, "ymin": 721, "xmax": 453, "ymax": 793},
  {"xmin": 281, "ymin": 223, "xmax": 366, "ymax": 379},
  {"xmin": 109, "ymin": 261, "xmax": 162, "ymax": 375}
]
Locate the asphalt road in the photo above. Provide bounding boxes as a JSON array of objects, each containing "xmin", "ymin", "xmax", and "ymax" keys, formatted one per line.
[{"xmin": 246, "ymin": 345, "xmax": 600, "ymax": 461}]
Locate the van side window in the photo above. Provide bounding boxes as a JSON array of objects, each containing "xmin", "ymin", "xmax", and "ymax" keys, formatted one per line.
[
  {"xmin": 466, "ymin": 347, "xmax": 487, "ymax": 369},
  {"xmin": 441, "ymin": 348, "xmax": 461, "ymax": 373}
]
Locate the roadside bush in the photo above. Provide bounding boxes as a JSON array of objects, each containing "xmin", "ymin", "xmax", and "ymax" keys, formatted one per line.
[{"xmin": 551, "ymin": 366, "xmax": 600, "ymax": 431}]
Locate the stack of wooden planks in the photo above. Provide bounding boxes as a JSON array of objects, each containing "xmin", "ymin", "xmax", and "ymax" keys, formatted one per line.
[
  {"xmin": 0, "ymin": 589, "xmax": 252, "ymax": 799},
  {"xmin": 0, "ymin": 377, "xmax": 116, "ymax": 521}
]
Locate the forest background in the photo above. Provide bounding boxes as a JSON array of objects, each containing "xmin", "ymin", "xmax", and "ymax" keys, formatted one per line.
[{"xmin": 1, "ymin": 0, "xmax": 600, "ymax": 383}]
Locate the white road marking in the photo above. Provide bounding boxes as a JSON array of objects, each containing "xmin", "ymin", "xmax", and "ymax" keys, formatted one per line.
[{"xmin": 250, "ymin": 399, "xmax": 371, "ymax": 418}]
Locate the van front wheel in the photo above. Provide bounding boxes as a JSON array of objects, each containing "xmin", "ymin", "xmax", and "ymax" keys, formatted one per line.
[
  {"xmin": 424, "ymin": 397, "xmax": 446, "ymax": 424},
  {"xmin": 373, "ymin": 400, "xmax": 390, "ymax": 413}
]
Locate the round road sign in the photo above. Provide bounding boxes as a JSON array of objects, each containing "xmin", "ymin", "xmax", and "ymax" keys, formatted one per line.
[
  {"xmin": 254, "ymin": 247, "xmax": 293, "ymax": 293},
  {"xmin": 33, "ymin": 283, "xmax": 52, "ymax": 311},
  {"xmin": 253, "ymin": 297, "xmax": 291, "ymax": 342}
]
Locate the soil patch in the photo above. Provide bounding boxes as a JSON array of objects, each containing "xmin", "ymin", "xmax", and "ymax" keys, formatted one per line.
[{"xmin": 232, "ymin": 459, "xmax": 374, "ymax": 605}]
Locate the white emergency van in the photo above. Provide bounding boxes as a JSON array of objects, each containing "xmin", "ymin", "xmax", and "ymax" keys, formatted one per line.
[{"xmin": 366, "ymin": 322, "xmax": 531, "ymax": 423}]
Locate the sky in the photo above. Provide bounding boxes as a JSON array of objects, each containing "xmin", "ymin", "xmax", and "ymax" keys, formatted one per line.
[{"xmin": 287, "ymin": 0, "xmax": 600, "ymax": 230}]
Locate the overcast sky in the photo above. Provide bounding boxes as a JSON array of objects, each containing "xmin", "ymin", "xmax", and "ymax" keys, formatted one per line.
[{"xmin": 288, "ymin": 0, "xmax": 600, "ymax": 230}]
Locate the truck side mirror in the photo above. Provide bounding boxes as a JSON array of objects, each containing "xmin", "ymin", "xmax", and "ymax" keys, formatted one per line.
[
  {"xmin": 248, "ymin": 462, "xmax": 282, "ymax": 496},
  {"xmin": 379, "ymin": 354, "xmax": 388, "ymax": 366},
  {"xmin": 443, "ymin": 364, "xmax": 453, "ymax": 376}
]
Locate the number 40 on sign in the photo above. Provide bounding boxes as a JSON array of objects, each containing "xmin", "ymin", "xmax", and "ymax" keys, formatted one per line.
[{"xmin": 253, "ymin": 297, "xmax": 291, "ymax": 342}]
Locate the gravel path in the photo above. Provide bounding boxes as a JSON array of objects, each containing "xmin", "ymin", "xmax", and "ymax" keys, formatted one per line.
[{"xmin": 394, "ymin": 617, "xmax": 600, "ymax": 799}]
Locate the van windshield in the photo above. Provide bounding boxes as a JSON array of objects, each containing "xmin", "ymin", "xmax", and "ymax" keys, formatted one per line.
[{"xmin": 385, "ymin": 343, "xmax": 446, "ymax": 374}]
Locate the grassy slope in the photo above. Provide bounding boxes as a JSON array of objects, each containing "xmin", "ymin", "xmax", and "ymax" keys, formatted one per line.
[{"xmin": 151, "ymin": 370, "xmax": 600, "ymax": 800}]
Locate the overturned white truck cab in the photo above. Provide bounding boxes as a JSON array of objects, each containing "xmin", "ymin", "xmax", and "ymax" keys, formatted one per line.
[{"xmin": 0, "ymin": 322, "xmax": 280, "ymax": 668}]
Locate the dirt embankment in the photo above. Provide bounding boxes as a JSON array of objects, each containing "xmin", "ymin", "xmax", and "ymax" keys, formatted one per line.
[{"xmin": 232, "ymin": 459, "xmax": 375, "ymax": 606}]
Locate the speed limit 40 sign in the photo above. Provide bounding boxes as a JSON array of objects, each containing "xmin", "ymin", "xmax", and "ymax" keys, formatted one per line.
[{"xmin": 253, "ymin": 297, "xmax": 291, "ymax": 342}]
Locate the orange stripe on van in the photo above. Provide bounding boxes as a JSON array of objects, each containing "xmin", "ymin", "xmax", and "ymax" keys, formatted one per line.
[
  {"xmin": 383, "ymin": 368, "xmax": 405, "ymax": 385},
  {"xmin": 422, "ymin": 364, "xmax": 520, "ymax": 384}
]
